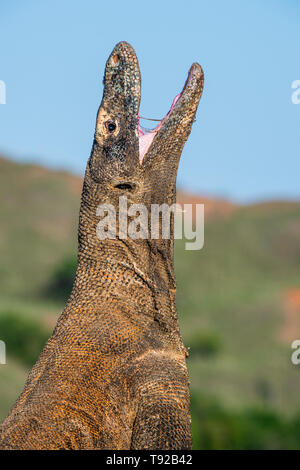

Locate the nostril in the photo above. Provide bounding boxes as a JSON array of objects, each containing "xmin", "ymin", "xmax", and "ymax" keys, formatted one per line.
[
  {"xmin": 110, "ymin": 54, "xmax": 120, "ymax": 66},
  {"xmin": 114, "ymin": 182, "xmax": 136, "ymax": 191}
]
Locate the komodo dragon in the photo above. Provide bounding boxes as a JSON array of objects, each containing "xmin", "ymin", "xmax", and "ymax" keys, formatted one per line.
[{"xmin": 0, "ymin": 42, "xmax": 204, "ymax": 450}]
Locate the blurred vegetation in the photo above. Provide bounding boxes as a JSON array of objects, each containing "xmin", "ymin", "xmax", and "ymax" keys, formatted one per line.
[
  {"xmin": 46, "ymin": 256, "xmax": 77, "ymax": 301},
  {"xmin": 187, "ymin": 331, "xmax": 221, "ymax": 358},
  {"xmin": 191, "ymin": 393, "xmax": 300, "ymax": 449},
  {"xmin": 1, "ymin": 156, "xmax": 300, "ymax": 448},
  {"xmin": 0, "ymin": 312, "xmax": 49, "ymax": 367}
]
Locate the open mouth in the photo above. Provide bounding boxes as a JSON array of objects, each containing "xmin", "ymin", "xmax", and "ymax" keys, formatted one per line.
[
  {"xmin": 101, "ymin": 42, "xmax": 204, "ymax": 166},
  {"xmin": 138, "ymin": 94, "xmax": 181, "ymax": 163},
  {"xmin": 138, "ymin": 66, "xmax": 194, "ymax": 163}
]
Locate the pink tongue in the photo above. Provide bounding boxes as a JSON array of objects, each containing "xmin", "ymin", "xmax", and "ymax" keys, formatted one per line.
[
  {"xmin": 139, "ymin": 133, "xmax": 156, "ymax": 162},
  {"xmin": 138, "ymin": 93, "xmax": 181, "ymax": 163}
]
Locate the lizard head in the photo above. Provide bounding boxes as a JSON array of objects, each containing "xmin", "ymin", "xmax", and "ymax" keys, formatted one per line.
[
  {"xmin": 86, "ymin": 41, "xmax": 204, "ymax": 208},
  {"xmin": 81, "ymin": 41, "xmax": 204, "ymax": 260}
]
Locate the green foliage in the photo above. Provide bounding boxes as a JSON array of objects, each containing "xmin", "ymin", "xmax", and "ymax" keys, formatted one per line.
[
  {"xmin": 191, "ymin": 393, "xmax": 300, "ymax": 450},
  {"xmin": 0, "ymin": 312, "xmax": 49, "ymax": 367},
  {"xmin": 46, "ymin": 256, "xmax": 77, "ymax": 301},
  {"xmin": 187, "ymin": 331, "xmax": 221, "ymax": 357}
]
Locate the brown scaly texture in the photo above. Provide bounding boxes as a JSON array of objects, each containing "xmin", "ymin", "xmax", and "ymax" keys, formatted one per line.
[{"xmin": 0, "ymin": 42, "xmax": 204, "ymax": 450}]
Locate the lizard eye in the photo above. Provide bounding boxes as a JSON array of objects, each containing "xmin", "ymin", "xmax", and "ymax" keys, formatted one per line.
[{"xmin": 106, "ymin": 121, "xmax": 117, "ymax": 133}]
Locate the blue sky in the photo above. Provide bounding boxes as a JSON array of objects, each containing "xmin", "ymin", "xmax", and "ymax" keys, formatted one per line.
[{"xmin": 0, "ymin": 0, "xmax": 299, "ymax": 202}]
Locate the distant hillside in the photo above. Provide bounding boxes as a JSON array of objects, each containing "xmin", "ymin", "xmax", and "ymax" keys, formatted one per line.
[
  {"xmin": 1, "ymin": 155, "xmax": 300, "ymax": 449},
  {"xmin": 0, "ymin": 156, "xmax": 81, "ymax": 298},
  {"xmin": 177, "ymin": 190, "xmax": 238, "ymax": 219}
]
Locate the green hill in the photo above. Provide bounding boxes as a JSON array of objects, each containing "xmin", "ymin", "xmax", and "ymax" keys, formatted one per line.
[{"xmin": 1, "ymin": 155, "xmax": 300, "ymax": 449}]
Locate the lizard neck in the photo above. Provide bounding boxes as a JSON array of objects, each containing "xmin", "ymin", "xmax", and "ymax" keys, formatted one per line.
[{"xmin": 72, "ymin": 178, "xmax": 180, "ymax": 334}]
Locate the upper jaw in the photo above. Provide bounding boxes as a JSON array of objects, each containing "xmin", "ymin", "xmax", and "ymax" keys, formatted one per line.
[{"xmin": 103, "ymin": 42, "xmax": 141, "ymax": 131}]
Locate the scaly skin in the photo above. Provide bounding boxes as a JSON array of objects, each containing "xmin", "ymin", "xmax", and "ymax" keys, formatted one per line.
[{"xmin": 0, "ymin": 42, "xmax": 204, "ymax": 450}]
